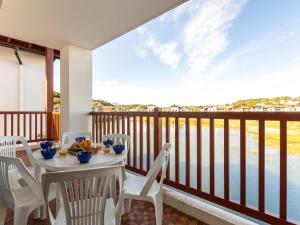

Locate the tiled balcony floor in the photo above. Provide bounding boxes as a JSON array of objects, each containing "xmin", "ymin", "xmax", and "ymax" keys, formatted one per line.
[
  {"xmin": 3, "ymin": 151, "xmax": 206, "ymax": 225},
  {"xmin": 4, "ymin": 199, "xmax": 205, "ymax": 225}
]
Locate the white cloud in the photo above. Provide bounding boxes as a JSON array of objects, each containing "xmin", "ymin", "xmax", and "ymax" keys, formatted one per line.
[
  {"xmin": 93, "ymin": 80, "xmax": 163, "ymax": 105},
  {"xmin": 181, "ymin": 0, "xmax": 247, "ymax": 76},
  {"xmin": 136, "ymin": 27, "xmax": 181, "ymax": 70}
]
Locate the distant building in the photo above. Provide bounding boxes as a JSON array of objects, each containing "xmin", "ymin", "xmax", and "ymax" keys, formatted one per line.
[
  {"xmin": 205, "ymin": 107, "xmax": 217, "ymax": 112},
  {"xmin": 170, "ymin": 106, "xmax": 179, "ymax": 112},
  {"xmin": 279, "ymin": 100, "xmax": 299, "ymax": 106},
  {"xmin": 147, "ymin": 105, "xmax": 156, "ymax": 112},
  {"xmin": 101, "ymin": 106, "xmax": 114, "ymax": 111}
]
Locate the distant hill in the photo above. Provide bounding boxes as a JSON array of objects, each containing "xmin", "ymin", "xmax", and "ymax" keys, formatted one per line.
[
  {"xmin": 93, "ymin": 99, "xmax": 114, "ymax": 106},
  {"xmin": 53, "ymin": 92, "xmax": 300, "ymax": 110},
  {"xmin": 232, "ymin": 96, "xmax": 299, "ymax": 108}
]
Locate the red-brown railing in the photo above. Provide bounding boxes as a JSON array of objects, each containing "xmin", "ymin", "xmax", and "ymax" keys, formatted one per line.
[
  {"xmin": 90, "ymin": 109, "xmax": 300, "ymax": 225},
  {"xmin": 0, "ymin": 111, "xmax": 61, "ymax": 142},
  {"xmin": 52, "ymin": 112, "xmax": 61, "ymax": 141}
]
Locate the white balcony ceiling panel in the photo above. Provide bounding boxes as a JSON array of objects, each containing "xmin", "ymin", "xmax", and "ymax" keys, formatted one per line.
[{"xmin": 0, "ymin": 0, "xmax": 186, "ymax": 50}]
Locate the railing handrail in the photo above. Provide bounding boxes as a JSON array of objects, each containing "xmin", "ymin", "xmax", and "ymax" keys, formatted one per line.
[
  {"xmin": 90, "ymin": 110, "xmax": 300, "ymax": 121},
  {"xmin": 0, "ymin": 111, "xmax": 47, "ymax": 114}
]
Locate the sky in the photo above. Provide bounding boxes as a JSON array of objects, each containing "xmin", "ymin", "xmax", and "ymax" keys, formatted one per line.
[{"xmin": 54, "ymin": 0, "xmax": 300, "ymax": 106}]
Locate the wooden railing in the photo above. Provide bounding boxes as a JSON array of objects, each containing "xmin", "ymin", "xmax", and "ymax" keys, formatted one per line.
[
  {"xmin": 0, "ymin": 111, "xmax": 61, "ymax": 142},
  {"xmin": 52, "ymin": 112, "xmax": 61, "ymax": 141},
  {"xmin": 90, "ymin": 109, "xmax": 300, "ymax": 225}
]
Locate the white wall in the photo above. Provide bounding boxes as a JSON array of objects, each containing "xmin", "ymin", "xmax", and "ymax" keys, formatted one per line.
[{"xmin": 0, "ymin": 46, "xmax": 46, "ymax": 111}]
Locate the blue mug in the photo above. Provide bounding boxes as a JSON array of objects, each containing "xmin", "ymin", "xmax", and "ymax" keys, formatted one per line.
[
  {"xmin": 40, "ymin": 141, "xmax": 54, "ymax": 149},
  {"xmin": 113, "ymin": 144, "xmax": 125, "ymax": 154},
  {"xmin": 76, "ymin": 151, "xmax": 92, "ymax": 164},
  {"xmin": 41, "ymin": 148, "xmax": 57, "ymax": 159}
]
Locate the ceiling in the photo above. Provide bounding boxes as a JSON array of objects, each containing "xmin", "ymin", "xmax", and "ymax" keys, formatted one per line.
[{"xmin": 0, "ymin": 0, "xmax": 187, "ymax": 50}]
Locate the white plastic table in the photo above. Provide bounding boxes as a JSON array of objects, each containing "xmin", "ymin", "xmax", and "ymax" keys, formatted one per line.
[
  {"xmin": 32, "ymin": 150, "xmax": 126, "ymax": 172},
  {"xmin": 32, "ymin": 149, "xmax": 127, "ymax": 219}
]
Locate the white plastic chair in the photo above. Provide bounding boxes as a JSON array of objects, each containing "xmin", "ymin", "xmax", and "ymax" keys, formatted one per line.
[
  {"xmin": 42, "ymin": 165, "xmax": 125, "ymax": 225},
  {"xmin": 123, "ymin": 143, "xmax": 171, "ymax": 225},
  {"xmin": 0, "ymin": 156, "xmax": 45, "ymax": 225},
  {"xmin": 102, "ymin": 134, "xmax": 130, "ymax": 148},
  {"xmin": 102, "ymin": 134, "xmax": 130, "ymax": 200},
  {"xmin": 62, "ymin": 131, "xmax": 92, "ymax": 148},
  {"xmin": 0, "ymin": 136, "xmax": 35, "ymax": 189},
  {"xmin": 0, "ymin": 136, "xmax": 35, "ymax": 166}
]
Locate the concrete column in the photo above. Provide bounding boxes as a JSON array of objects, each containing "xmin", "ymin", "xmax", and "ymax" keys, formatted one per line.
[{"xmin": 60, "ymin": 45, "xmax": 92, "ymax": 136}]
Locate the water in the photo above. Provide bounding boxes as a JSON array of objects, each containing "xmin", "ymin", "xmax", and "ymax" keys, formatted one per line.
[{"xmin": 128, "ymin": 121, "xmax": 300, "ymax": 224}]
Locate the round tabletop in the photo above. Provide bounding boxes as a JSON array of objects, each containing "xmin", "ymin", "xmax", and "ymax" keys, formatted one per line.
[{"xmin": 32, "ymin": 150, "xmax": 127, "ymax": 172}]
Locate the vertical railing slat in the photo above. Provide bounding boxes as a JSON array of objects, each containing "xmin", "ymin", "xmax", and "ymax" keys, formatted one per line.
[
  {"xmin": 258, "ymin": 120, "xmax": 265, "ymax": 212},
  {"xmin": 4, "ymin": 113, "xmax": 7, "ymax": 136},
  {"xmin": 146, "ymin": 116, "xmax": 150, "ymax": 171},
  {"xmin": 103, "ymin": 115, "xmax": 106, "ymax": 135},
  {"xmin": 139, "ymin": 116, "xmax": 143, "ymax": 170},
  {"xmin": 107, "ymin": 115, "xmax": 111, "ymax": 134},
  {"xmin": 197, "ymin": 118, "xmax": 202, "ymax": 191},
  {"xmin": 40, "ymin": 113, "xmax": 43, "ymax": 140},
  {"xmin": 122, "ymin": 116, "xmax": 125, "ymax": 134},
  {"xmin": 133, "ymin": 116, "xmax": 137, "ymax": 168},
  {"xmin": 29, "ymin": 114, "xmax": 32, "ymax": 141},
  {"xmin": 23, "ymin": 113, "xmax": 26, "ymax": 139},
  {"xmin": 185, "ymin": 117, "xmax": 190, "ymax": 188},
  {"xmin": 35, "ymin": 113, "xmax": 37, "ymax": 141},
  {"xmin": 166, "ymin": 117, "xmax": 170, "ymax": 180},
  {"xmin": 224, "ymin": 118, "xmax": 230, "ymax": 201},
  {"xmin": 112, "ymin": 115, "xmax": 115, "ymax": 133},
  {"xmin": 209, "ymin": 118, "xmax": 215, "ymax": 195},
  {"xmin": 99, "ymin": 115, "xmax": 102, "ymax": 142},
  {"xmin": 117, "ymin": 115, "xmax": 120, "ymax": 133},
  {"xmin": 93, "ymin": 114, "xmax": 99, "ymax": 143},
  {"xmin": 17, "ymin": 113, "xmax": 20, "ymax": 136},
  {"xmin": 11, "ymin": 113, "xmax": 14, "ymax": 136},
  {"xmin": 280, "ymin": 120, "xmax": 287, "ymax": 220},
  {"xmin": 175, "ymin": 117, "xmax": 180, "ymax": 183},
  {"xmin": 240, "ymin": 119, "xmax": 246, "ymax": 206},
  {"xmin": 127, "ymin": 115, "xmax": 131, "ymax": 167}
]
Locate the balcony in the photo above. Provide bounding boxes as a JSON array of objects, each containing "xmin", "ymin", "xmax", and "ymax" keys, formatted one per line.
[
  {"xmin": 1, "ymin": 1, "xmax": 299, "ymax": 224},
  {"xmin": 1, "ymin": 109, "xmax": 299, "ymax": 225}
]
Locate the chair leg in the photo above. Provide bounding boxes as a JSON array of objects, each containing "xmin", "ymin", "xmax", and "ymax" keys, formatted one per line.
[
  {"xmin": 14, "ymin": 207, "xmax": 31, "ymax": 225},
  {"xmin": 153, "ymin": 194, "xmax": 163, "ymax": 225},
  {"xmin": 0, "ymin": 201, "xmax": 6, "ymax": 225},
  {"xmin": 110, "ymin": 175, "xmax": 117, "ymax": 204}
]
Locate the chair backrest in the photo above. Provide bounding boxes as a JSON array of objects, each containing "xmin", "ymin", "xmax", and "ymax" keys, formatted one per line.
[
  {"xmin": 102, "ymin": 134, "xmax": 130, "ymax": 149},
  {"xmin": 0, "ymin": 136, "xmax": 35, "ymax": 166},
  {"xmin": 0, "ymin": 156, "xmax": 44, "ymax": 209},
  {"xmin": 62, "ymin": 131, "xmax": 92, "ymax": 148},
  {"xmin": 140, "ymin": 143, "xmax": 171, "ymax": 196},
  {"xmin": 42, "ymin": 165, "xmax": 124, "ymax": 225}
]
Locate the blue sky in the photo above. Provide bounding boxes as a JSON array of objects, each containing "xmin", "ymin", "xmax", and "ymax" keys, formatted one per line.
[{"xmin": 55, "ymin": 0, "xmax": 300, "ymax": 106}]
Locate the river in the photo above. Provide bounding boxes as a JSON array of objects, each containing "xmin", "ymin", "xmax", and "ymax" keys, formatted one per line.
[{"xmin": 130, "ymin": 123, "xmax": 300, "ymax": 224}]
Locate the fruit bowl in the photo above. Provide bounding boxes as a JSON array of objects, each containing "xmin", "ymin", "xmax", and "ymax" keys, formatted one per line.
[{"xmin": 41, "ymin": 148, "xmax": 57, "ymax": 159}]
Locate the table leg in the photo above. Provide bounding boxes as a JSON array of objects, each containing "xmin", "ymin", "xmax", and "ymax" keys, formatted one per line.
[
  {"xmin": 110, "ymin": 175, "xmax": 117, "ymax": 204},
  {"xmin": 33, "ymin": 164, "xmax": 47, "ymax": 219}
]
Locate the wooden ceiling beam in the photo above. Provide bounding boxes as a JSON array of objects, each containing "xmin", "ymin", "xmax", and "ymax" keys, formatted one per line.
[{"xmin": 0, "ymin": 35, "xmax": 60, "ymax": 59}]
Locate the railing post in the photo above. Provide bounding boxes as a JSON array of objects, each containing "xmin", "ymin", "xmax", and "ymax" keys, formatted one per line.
[
  {"xmin": 153, "ymin": 107, "xmax": 162, "ymax": 159},
  {"xmin": 46, "ymin": 48, "xmax": 54, "ymax": 140}
]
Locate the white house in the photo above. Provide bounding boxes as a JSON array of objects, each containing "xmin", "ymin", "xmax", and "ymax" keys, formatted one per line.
[{"xmin": 147, "ymin": 105, "xmax": 156, "ymax": 112}]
